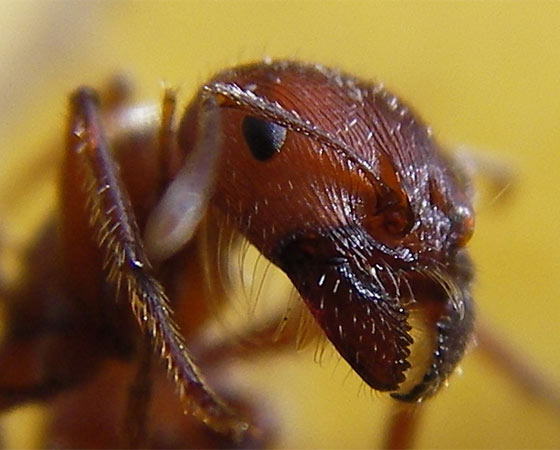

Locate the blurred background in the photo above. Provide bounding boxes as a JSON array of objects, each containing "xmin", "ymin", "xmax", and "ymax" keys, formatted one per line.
[{"xmin": 1, "ymin": 1, "xmax": 559, "ymax": 448}]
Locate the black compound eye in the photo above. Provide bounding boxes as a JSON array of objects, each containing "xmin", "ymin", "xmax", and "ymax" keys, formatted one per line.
[{"xmin": 241, "ymin": 115, "xmax": 287, "ymax": 161}]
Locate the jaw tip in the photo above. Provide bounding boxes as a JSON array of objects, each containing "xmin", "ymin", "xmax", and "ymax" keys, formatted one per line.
[{"xmin": 390, "ymin": 377, "xmax": 439, "ymax": 403}]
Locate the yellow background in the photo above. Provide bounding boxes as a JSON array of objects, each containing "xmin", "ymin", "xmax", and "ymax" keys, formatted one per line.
[{"xmin": 1, "ymin": 1, "xmax": 559, "ymax": 448}]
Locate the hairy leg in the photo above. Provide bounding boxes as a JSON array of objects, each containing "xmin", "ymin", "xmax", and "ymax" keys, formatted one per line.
[{"xmin": 63, "ymin": 86, "xmax": 251, "ymax": 441}]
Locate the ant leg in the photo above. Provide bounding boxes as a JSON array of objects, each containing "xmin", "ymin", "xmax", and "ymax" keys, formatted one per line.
[
  {"xmin": 0, "ymin": 224, "xmax": 104, "ymax": 410},
  {"xmin": 475, "ymin": 321, "xmax": 560, "ymax": 415},
  {"xmin": 383, "ymin": 403, "xmax": 423, "ymax": 449},
  {"xmin": 157, "ymin": 87, "xmax": 183, "ymax": 193},
  {"xmin": 122, "ymin": 336, "xmax": 153, "ymax": 449},
  {"xmin": 0, "ymin": 226, "xmax": 17, "ymax": 301},
  {"xmin": 0, "ymin": 329, "xmax": 101, "ymax": 410},
  {"xmin": 451, "ymin": 148, "xmax": 560, "ymax": 415},
  {"xmin": 64, "ymin": 87, "xmax": 252, "ymax": 442}
]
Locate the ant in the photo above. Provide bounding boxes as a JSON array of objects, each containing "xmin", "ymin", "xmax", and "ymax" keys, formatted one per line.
[{"xmin": 0, "ymin": 60, "xmax": 558, "ymax": 448}]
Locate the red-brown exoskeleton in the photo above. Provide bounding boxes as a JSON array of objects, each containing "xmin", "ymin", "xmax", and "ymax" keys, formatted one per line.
[{"xmin": 1, "ymin": 60, "xmax": 549, "ymax": 448}]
